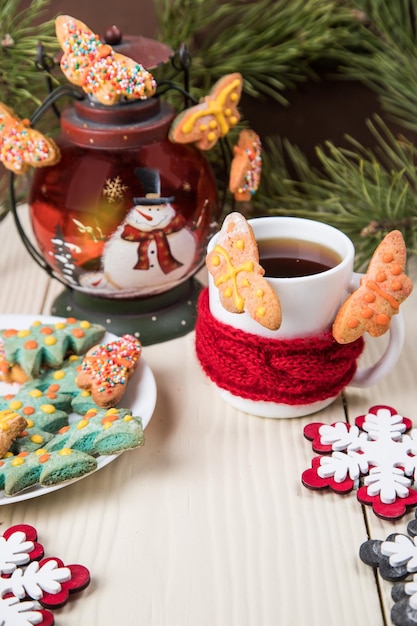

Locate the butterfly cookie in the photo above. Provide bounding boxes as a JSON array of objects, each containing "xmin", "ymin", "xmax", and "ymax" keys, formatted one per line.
[
  {"xmin": 0, "ymin": 103, "xmax": 60, "ymax": 175},
  {"xmin": 229, "ymin": 129, "xmax": 262, "ymax": 201},
  {"xmin": 206, "ymin": 212, "xmax": 282, "ymax": 330},
  {"xmin": 55, "ymin": 15, "xmax": 157, "ymax": 106},
  {"xmin": 169, "ymin": 73, "xmax": 243, "ymax": 150},
  {"xmin": 332, "ymin": 230, "xmax": 413, "ymax": 344}
]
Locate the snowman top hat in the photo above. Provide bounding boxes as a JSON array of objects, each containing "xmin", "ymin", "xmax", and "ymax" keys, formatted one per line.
[{"xmin": 134, "ymin": 167, "xmax": 175, "ymax": 206}]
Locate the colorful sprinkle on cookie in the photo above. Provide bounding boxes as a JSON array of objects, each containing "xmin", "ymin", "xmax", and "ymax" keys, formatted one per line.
[{"xmin": 332, "ymin": 230, "xmax": 413, "ymax": 343}]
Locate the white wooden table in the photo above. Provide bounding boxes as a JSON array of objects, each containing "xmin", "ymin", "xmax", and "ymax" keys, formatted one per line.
[{"xmin": 0, "ymin": 209, "xmax": 416, "ymax": 626}]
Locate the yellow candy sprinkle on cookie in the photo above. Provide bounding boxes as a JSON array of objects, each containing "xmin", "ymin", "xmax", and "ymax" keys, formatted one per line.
[
  {"xmin": 77, "ymin": 419, "xmax": 88, "ymax": 430},
  {"xmin": 30, "ymin": 435, "xmax": 44, "ymax": 444},
  {"xmin": 11, "ymin": 457, "xmax": 25, "ymax": 466},
  {"xmin": 40, "ymin": 404, "xmax": 55, "ymax": 414},
  {"xmin": 29, "ymin": 389, "xmax": 43, "ymax": 398},
  {"xmin": 44, "ymin": 336, "xmax": 57, "ymax": 346},
  {"xmin": 17, "ymin": 330, "xmax": 30, "ymax": 338},
  {"xmin": 8, "ymin": 401, "xmax": 22, "ymax": 411},
  {"xmin": 59, "ymin": 448, "xmax": 72, "ymax": 456},
  {"xmin": 80, "ymin": 320, "xmax": 91, "ymax": 329},
  {"xmin": 53, "ymin": 370, "xmax": 65, "ymax": 380}
]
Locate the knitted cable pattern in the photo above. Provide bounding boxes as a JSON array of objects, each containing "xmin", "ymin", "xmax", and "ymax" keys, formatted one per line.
[{"xmin": 195, "ymin": 288, "xmax": 364, "ymax": 406}]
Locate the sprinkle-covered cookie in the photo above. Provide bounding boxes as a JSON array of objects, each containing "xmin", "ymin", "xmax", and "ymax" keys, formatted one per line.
[
  {"xmin": 76, "ymin": 334, "xmax": 142, "ymax": 408},
  {"xmin": 56, "ymin": 15, "xmax": 157, "ymax": 106},
  {"xmin": 206, "ymin": 212, "xmax": 282, "ymax": 330},
  {"xmin": 169, "ymin": 73, "xmax": 242, "ymax": 150},
  {"xmin": 0, "ymin": 318, "xmax": 106, "ymax": 379},
  {"xmin": 332, "ymin": 230, "xmax": 413, "ymax": 344},
  {"xmin": 229, "ymin": 129, "xmax": 262, "ymax": 201},
  {"xmin": 0, "ymin": 102, "xmax": 60, "ymax": 175}
]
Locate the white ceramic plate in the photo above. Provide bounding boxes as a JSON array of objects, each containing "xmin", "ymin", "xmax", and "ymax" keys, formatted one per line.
[{"xmin": 0, "ymin": 314, "xmax": 157, "ymax": 505}]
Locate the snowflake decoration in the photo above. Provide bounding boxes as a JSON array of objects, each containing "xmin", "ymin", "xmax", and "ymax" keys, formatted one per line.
[
  {"xmin": 102, "ymin": 176, "xmax": 128, "ymax": 203},
  {"xmin": 302, "ymin": 405, "xmax": 417, "ymax": 520},
  {"xmin": 0, "ymin": 524, "xmax": 90, "ymax": 625},
  {"xmin": 360, "ymin": 509, "xmax": 417, "ymax": 626}
]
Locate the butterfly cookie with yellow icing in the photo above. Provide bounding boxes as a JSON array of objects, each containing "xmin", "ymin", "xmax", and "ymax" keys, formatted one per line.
[
  {"xmin": 56, "ymin": 15, "xmax": 157, "ymax": 106},
  {"xmin": 169, "ymin": 73, "xmax": 242, "ymax": 150},
  {"xmin": 0, "ymin": 103, "xmax": 60, "ymax": 175},
  {"xmin": 206, "ymin": 212, "xmax": 282, "ymax": 330},
  {"xmin": 332, "ymin": 230, "xmax": 413, "ymax": 344}
]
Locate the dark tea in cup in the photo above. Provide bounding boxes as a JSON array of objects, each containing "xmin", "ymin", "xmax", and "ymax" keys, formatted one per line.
[{"xmin": 258, "ymin": 238, "xmax": 342, "ymax": 278}]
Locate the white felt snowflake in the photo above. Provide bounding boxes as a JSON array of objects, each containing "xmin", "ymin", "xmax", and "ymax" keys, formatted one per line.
[
  {"xmin": 302, "ymin": 405, "xmax": 417, "ymax": 519},
  {"xmin": 102, "ymin": 176, "xmax": 128, "ymax": 203},
  {"xmin": 0, "ymin": 524, "xmax": 90, "ymax": 626}
]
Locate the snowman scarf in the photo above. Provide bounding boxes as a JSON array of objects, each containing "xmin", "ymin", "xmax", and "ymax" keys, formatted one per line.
[{"xmin": 121, "ymin": 214, "xmax": 186, "ymax": 274}]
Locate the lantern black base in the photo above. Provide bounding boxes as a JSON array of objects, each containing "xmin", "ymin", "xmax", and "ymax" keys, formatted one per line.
[{"xmin": 50, "ymin": 278, "xmax": 204, "ymax": 345}]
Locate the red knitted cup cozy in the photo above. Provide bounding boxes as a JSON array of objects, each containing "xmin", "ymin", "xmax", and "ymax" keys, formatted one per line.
[{"xmin": 195, "ymin": 288, "xmax": 365, "ymax": 406}]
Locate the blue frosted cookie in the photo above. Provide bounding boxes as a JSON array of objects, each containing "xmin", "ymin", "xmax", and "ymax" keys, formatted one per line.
[
  {"xmin": 0, "ymin": 318, "xmax": 105, "ymax": 378},
  {"xmin": 0, "ymin": 448, "xmax": 97, "ymax": 496},
  {"xmin": 0, "ymin": 388, "xmax": 70, "ymax": 433},
  {"xmin": 46, "ymin": 407, "xmax": 144, "ymax": 456}
]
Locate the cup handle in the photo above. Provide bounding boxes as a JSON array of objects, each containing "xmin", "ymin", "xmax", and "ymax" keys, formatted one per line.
[{"xmin": 346, "ymin": 272, "xmax": 405, "ymax": 388}]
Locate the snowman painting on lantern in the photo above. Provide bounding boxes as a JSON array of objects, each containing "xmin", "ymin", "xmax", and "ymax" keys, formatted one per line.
[{"xmin": 80, "ymin": 168, "xmax": 197, "ymax": 297}]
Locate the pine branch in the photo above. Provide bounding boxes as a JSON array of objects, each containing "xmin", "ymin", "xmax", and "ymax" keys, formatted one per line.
[
  {"xmin": 253, "ymin": 117, "xmax": 417, "ymax": 269},
  {"xmin": 334, "ymin": 0, "xmax": 417, "ymax": 133},
  {"xmin": 154, "ymin": 0, "xmax": 359, "ymax": 106},
  {"xmin": 0, "ymin": 0, "xmax": 60, "ymax": 117}
]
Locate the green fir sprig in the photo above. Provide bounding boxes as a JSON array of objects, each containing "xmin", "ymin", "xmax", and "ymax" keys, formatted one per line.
[
  {"xmin": 0, "ymin": 0, "xmax": 59, "ymax": 116},
  {"xmin": 253, "ymin": 117, "xmax": 417, "ymax": 269},
  {"xmin": 154, "ymin": 0, "xmax": 358, "ymax": 105}
]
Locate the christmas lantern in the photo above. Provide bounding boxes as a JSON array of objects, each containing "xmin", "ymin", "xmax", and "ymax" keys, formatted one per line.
[{"xmin": 6, "ymin": 16, "xmax": 225, "ymax": 344}]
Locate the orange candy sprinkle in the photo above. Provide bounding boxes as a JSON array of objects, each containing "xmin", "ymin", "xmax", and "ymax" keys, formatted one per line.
[
  {"xmin": 38, "ymin": 453, "xmax": 51, "ymax": 464},
  {"xmin": 24, "ymin": 340, "xmax": 38, "ymax": 350},
  {"xmin": 3, "ymin": 329, "xmax": 17, "ymax": 337},
  {"xmin": 41, "ymin": 326, "xmax": 54, "ymax": 334},
  {"xmin": 22, "ymin": 407, "xmax": 35, "ymax": 416},
  {"xmin": 72, "ymin": 328, "xmax": 85, "ymax": 338}
]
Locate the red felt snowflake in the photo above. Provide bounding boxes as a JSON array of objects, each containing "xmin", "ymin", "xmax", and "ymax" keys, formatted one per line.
[
  {"xmin": 302, "ymin": 405, "xmax": 417, "ymax": 520},
  {"xmin": 0, "ymin": 524, "xmax": 90, "ymax": 625}
]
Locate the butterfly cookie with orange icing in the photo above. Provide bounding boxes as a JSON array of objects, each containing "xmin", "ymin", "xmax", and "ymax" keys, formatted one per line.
[
  {"xmin": 332, "ymin": 230, "xmax": 413, "ymax": 344},
  {"xmin": 206, "ymin": 212, "xmax": 282, "ymax": 330},
  {"xmin": 0, "ymin": 103, "xmax": 60, "ymax": 175},
  {"xmin": 169, "ymin": 73, "xmax": 243, "ymax": 150},
  {"xmin": 55, "ymin": 15, "xmax": 157, "ymax": 106},
  {"xmin": 229, "ymin": 129, "xmax": 262, "ymax": 201}
]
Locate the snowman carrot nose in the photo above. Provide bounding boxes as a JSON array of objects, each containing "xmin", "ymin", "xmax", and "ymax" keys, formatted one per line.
[{"xmin": 135, "ymin": 208, "xmax": 154, "ymax": 221}]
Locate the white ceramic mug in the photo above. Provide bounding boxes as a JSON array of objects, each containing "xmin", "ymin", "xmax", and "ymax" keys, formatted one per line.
[{"xmin": 205, "ymin": 216, "xmax": 405, "ymax": 418}]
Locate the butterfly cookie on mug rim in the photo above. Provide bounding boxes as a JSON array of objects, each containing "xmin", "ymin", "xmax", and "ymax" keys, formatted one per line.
[
  {"xmin": 169, "ymin": 73, "xmax": 243, "ymax": 150},
  {"xmin": 55, "ymin": 15, "xmax": 157, "ymax": 106},
  {"xmin": 332, "ymin": 230, "xmax": 413, "ymax": 344},
  {"xmin": 0, "ymin": 103, "xmax": 60, "ymax": 175},
  {"xmin": 206, "ymin": 212, "xmax": 282, "ymax": 330}
]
